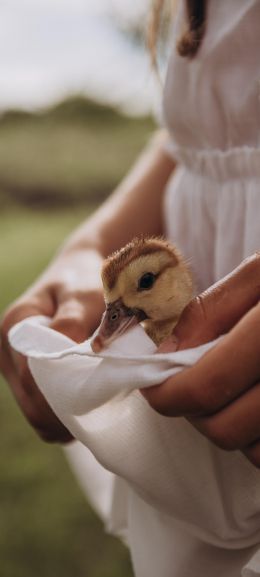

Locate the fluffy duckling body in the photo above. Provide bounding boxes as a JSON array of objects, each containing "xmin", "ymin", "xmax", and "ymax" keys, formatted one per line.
[{"xmin": 91, "ymin": 237, "xmax": 193, "ymax": 352}]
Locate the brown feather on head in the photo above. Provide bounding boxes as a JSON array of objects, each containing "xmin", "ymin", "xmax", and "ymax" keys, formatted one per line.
[{"xmin": 102, "ymin": 236, "xmax": 179, "ymax": 292}]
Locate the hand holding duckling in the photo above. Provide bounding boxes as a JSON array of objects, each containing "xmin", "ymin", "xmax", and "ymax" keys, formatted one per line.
[
  {"xmin": 91, "ymin": 244, "xmax": 260, "ymax": 469},
  {"xmin": 91, "ymin": 236, "xmax": 193, "ymax": 352},
  {"xmin": 144, "ymin": 253, "xmax": 260, "ymax": 469}
]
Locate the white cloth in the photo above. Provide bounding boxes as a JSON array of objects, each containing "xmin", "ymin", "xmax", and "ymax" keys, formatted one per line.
[
  {"xmin": 9, "ymin": 314, "xmax": 260, "ymax": 577},
  {"xmin": 163, "ymin": 0, "xmax": 260, "ymax": 292},
  {"xmin": 9, "ymin": 1, "xmax": 260, "ymax": 576},
  {"xmin": 9, "ymin": 317, "xmax": 220, "ymax": 517}
]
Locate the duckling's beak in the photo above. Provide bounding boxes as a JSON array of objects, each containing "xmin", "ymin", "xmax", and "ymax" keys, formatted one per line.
[{"xmin": 90, "ymin": 299, "xmax": 145, "ymax": 353}]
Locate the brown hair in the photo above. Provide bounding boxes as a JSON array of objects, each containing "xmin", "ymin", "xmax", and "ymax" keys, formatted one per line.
[
  {"xmin": 148, "ymin": 0, "xmax": 207, "ymax": 66},
  {"xmin": 177, "ymin": 0, "xmax": 207, "ymax": 57}
]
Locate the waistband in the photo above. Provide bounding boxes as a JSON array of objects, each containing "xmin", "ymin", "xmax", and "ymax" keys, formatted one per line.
[{"xmin": 166, "ymin": 142, "xmax": 260, "ymax": 182}]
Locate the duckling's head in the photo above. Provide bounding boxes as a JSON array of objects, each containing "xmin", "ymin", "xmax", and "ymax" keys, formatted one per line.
[{"xmin": 91, "ymin": 237, "xmax": 193, "ymax": 352}]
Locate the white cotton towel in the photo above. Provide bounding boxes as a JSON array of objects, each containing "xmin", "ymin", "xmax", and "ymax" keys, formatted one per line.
[
  {"xmin": 9, "ymin": 314, "xmax": 217, "ymax": 421},
  {"xmin": 8, "ymin": 316, "xmax": 260, "ymax": 577}
]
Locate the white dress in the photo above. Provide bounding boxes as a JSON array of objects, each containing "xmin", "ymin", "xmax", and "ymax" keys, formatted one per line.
[
  {"xmin": 11, "ymin": 2, "xmax": 260, "ymax": 577},
  {"xmin": 163, "ymin": 0, "xmax": 260, "ymax": 291},
  {"xmin": 64, "ymin": 3, "xmax": 260, "ymax": 576}
]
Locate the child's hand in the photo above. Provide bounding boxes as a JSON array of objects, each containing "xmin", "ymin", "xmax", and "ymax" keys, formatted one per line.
[
  {"xmin": 143, "ymin": 253, "xmax": 260, "ymax": 468},
  {"xmin": 0, "ymin": 247, "xmax": 105, "ymax": 443}
]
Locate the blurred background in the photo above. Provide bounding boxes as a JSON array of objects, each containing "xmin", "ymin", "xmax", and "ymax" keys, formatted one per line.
[{"xmin": 0, "ymin": 0, "xmax": 166, "ymax": 575}]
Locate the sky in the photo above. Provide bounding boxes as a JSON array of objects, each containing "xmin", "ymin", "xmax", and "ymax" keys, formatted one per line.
[{"xmin": 0, "ymin": 0, "xmax": 161, "ymax": 115}]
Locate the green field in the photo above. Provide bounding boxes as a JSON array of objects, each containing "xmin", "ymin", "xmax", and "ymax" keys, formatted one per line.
[
  {"xmin": 0, "ymin": 97, "xmax": 155, "ymax": 207},
  {"xmin": 0, "ymin": 208, "xmax": 134, "ymax": 577},
  {"xmin": 0, "ymin": 99, "xmax": 155, "ymax": 577}
]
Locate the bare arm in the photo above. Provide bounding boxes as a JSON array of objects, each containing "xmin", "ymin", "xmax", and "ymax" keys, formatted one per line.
[{"xmin": 0, "ymin": 132, "xmax": 176, "ymax": 443}]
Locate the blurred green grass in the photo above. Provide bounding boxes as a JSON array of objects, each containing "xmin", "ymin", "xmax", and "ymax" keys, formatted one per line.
[
  {"xmin": 0, "ymin": 207, "xmax": 134, "ymax": 577},
  {"xmin": 0, "ymin": 97, "xmax": 156, "ymax": 576},
  {"xmin": 0, "ymin": 96, "xmax": 155, "ymax": 207}
]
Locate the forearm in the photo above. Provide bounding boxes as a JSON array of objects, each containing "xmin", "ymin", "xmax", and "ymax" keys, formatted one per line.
[
  {"xmin": 20, "ymin": 130, "xmax": 176, "ymax": 318},
  {"xmin": 60, "ymin": 130, "xmax": 176, "ymax": 259}
]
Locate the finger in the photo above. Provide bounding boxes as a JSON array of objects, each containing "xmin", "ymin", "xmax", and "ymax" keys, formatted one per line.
[
  {"xmin": 172, "ymin": 252, "xmax": 260, "ymax": 351},
  {"xmin": 144, "ymin": 302, "xmax": 260, "ymax": 417},
  {"xmin": 189, "ymin": 382, "xmax": 260, "ymax": 452},
  {"xmin": 50, "ymin": 294, "xmax": 105, "ymax": 342},
  {"xmin": 0, "ymin": 295, "xmax": 73, "ymax": 443}
]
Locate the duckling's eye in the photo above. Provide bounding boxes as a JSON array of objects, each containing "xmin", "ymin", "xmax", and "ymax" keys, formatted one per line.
[{"xmin": 138, "ymin": 272, "xmax": 156, "ymax": 291}]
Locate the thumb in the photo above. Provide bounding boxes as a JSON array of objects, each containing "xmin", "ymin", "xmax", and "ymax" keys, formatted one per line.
[
  {"xmin": 159, "ymin": 253, "xmax": 260, "ymax": 352},
  {"xmin": 50, "ymin": 294, "xmax": 105, "ymax": 343}
]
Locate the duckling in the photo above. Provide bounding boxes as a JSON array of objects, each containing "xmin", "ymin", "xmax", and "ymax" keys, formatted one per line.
[{"xmin": 91, "ymin": 237, "xmax": 193, "ymax": 352}]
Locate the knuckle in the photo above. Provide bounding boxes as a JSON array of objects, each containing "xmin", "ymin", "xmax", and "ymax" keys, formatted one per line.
[
  {"xmin": 195, "ymin": 294, "xmax": 209, "ymax": 324},
  {"xmin": 252, "ymin": 251, "xmax": 260, "ymax": 268},
  {"xmin": 175, "ymin": 294, "xmax": 217, "ymax": 346},
  {"xmin": 190, "ymin": 291, "xmax": 218, "ymax": 330},
  {"xmin": 242, "ymin": 252, "xmax": 260, "ymax": 281},
  {"xmin": 178, "ymin": 297, "xmax": 205, "ymax": 333}
]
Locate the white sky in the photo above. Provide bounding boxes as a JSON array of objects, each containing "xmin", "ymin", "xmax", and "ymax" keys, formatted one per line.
[{"xmin": 0, "ymin": 0, "xmax": 160, "ymax": 115}]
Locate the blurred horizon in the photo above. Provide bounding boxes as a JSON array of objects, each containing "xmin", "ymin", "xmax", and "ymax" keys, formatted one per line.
[{"xmin": 0, "ymin": 0, "xmax": 162, "ymax": 116}]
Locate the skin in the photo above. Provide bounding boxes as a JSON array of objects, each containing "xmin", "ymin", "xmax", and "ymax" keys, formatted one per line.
[
  {"xmin": 0, "ymin": 134, "xmax": 259, "ymax": 470},
  {"xmin": 143, "ymin": 253, "xmax": 260, "ymax": 467},
  {"xmin": 0, "ymin": 133, "xmax": 173, "ymax": 443}
]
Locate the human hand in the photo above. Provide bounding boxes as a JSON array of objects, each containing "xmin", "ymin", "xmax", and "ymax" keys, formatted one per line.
[
  {"xmin": 0, "ymin": 247, "xmax": 105, "ymax": 443},
  {"xmin": 143, "ymin": 253, "xmax": 260, "ymax": 467}
]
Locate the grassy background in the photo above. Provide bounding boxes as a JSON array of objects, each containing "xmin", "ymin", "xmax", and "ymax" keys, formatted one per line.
[
  {"xmin": 0, "ymin": 97, "xmax": 154, "ymax": 207},
  {"xmin": 0, "ymin": 98, "xmax": 155, "ymax": 577}
]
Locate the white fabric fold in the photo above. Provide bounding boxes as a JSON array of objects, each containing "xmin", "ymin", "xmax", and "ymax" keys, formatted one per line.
[
  {"xmin": 9, "ymin": 315, "xmax": 217, "ymax": 417},
  {"xmin": 9, "ymin": 315, "xmax": 260, "ymax": 577}
]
